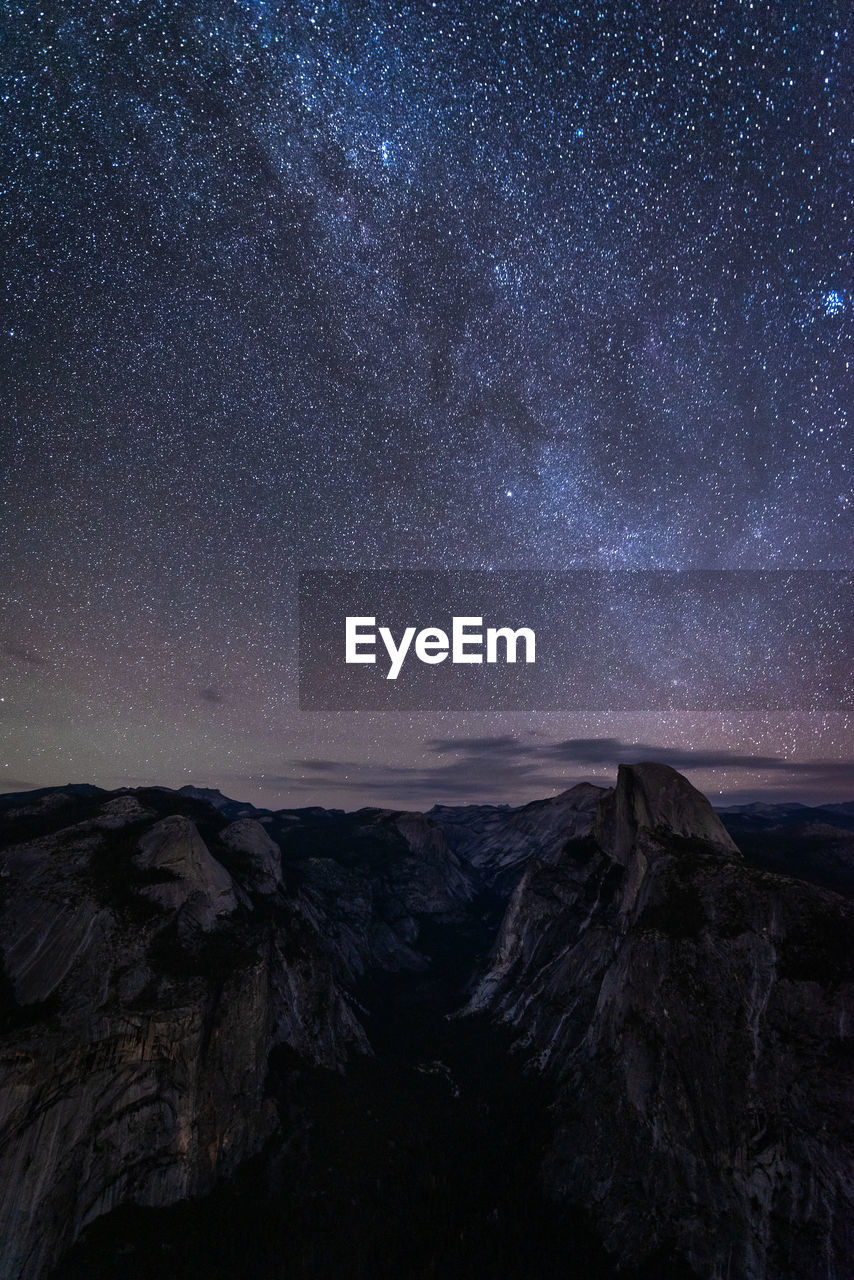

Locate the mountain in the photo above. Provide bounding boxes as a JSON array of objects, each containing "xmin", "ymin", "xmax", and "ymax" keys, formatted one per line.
[
  {"xmin": 716, "ymin": 801, "xmax": 810, "ymax": 818},
  {"xmin": 0, "ymin": 771, "xmax": 852, "ymax": 1279},
  {"xmin": 0, "ymin": 788, "xmax": 370, "ymax": 1280},
  {"xmin": 0, "ymin": 783, "xmax": 105, "ymax": 810},
  {"xmin": 466, "ymin": 765, "xmax": 854, "ymax": 1278},
  {"xmin": 168, "ymin": 784, "xmax": 265, "ymax": 820},
  {"xmin": 719, "ymin": 802, "xmax": 854, "ymax": 896},
  {"xmin": 430, "ymin": 782, "xmax": 607, "ymax": 893},
  {"xmin": 718, "ymin": 800, "xmax": 854, "ymax": 832},
  {"xmin": 821, "ymin": 801, "xmax": 854, "ymax": 818}
]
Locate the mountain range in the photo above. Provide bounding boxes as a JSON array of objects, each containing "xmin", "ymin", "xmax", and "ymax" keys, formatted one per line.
[{"xmin": 0, "ymin": 766, "xmax": 852, "ymax": 1279}]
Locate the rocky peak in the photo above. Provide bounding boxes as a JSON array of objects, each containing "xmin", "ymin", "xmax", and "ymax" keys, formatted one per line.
[
  {"xmin": 220, "ymin": 818, "xmax": 283, "ymax": 896},
  {"xmin": 134, "ymin": 814, "xmax": 238, "ymax": 929},
  {"xmin": 594, "ymin": 761, "xmax": 740, "ymax": 865},
  {"xmin": 432, "ymin": 781, "xmax": 610, "ymax": 895},
  {"xmin": 92, "ymin": 794, "xmax": 152, "ymax": 827},
  {"xmin": 550, "ymin": 781, "xmax": 611, "ymax": 808}
]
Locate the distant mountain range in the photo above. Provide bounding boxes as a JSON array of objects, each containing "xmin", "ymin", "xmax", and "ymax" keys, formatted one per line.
[{"xmin": 0, "ymin": 768, "xmax": 852, "ymax": 1279}]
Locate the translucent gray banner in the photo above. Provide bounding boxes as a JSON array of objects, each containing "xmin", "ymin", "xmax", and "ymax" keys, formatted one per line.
[{"xmin": 298, "ymin": 571, "xmax": 854, "ymax": 712}]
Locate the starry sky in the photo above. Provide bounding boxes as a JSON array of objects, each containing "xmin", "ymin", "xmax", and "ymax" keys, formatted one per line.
[{"xmin": 2, "ymin": 0, "xmax": 852, "ymax": 809}]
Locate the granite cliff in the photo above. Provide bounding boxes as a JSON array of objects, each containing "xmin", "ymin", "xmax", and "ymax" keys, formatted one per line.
[
  {"xmin": 468, "ymin": 765, "xmax": 854, "ymax": 1278},
  {"xmin": 0, "ymin": 767, "xmax": 851, "ymax": 1279},
  {"xmin": 0, "ymin": 788, "xmax": 472, "ymax": 1278}
]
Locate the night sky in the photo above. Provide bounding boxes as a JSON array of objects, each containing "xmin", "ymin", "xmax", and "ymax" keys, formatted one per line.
[{"xmin": 2, "ymin": 0, "xmax": 852, "ymax": 809}]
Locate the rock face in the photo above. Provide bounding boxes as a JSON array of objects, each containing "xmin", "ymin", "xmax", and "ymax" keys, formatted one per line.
[
  {"xmin": 432, "ymin": 782, "xmax": 607, "ymax": 893},
  {"xmin": 1, "ymin": 769, "xmax": 853, "ymax": 1280},
  {"xmin": 470, "ymin": 764, "xmax": 854, "ymax": 1279},
  {"xmin": 595, "ymin": 761, "xmax": 740, "ymax": 863},
  {"xmin": 219, "ymin": 818, "xmax": 283, "ymax": 896},
  {"xmin": 135, "ymin": 815, "xmax": 239, "ymax": 928},
  {"xmin": 280, "ymin": 806, "xmax": 478, "ymax": 981},
  {"xmin": 0, "ymin": 791, "xmax": 390, "ymax": 1280}
]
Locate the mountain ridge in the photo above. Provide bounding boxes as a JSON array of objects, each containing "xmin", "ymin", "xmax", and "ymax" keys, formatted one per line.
[{"xmin": 0, "ymin": 766, "xmax": 852, "ymax": 1278}]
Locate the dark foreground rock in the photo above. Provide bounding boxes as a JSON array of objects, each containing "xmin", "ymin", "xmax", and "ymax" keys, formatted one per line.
[
  {"xmin": 0, "ymin": 768, "xmax": 852, "ymax": 1279},
  {"xmin": 0, "ymin": 789, "xmax": 473, "ymax": 1279}
]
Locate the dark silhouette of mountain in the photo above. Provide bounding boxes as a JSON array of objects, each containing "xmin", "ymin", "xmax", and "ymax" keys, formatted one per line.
[
  {"xmin": 0, "ymin": 783, "xmax": 105, "ymax": 809},
  {"xmin": 0, "ymin": 770, "xmax": 851, "ymax": 1279},
  {"xmin": 718, "ymin": 802, "xmax": 854, "ymax": 896},
  {"xmin": 821, "ymin": 801, "xmax": 854, "ymax": 818}
]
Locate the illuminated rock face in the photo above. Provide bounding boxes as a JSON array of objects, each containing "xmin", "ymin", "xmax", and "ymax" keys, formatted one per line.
[
  {"xmin": 218, "ymin": 817, "xmax": 283, "ymax": 895},
  {"xmin": 470, "ymin": 764, "xmax": 854, "ymax": 1280},
  {"xmin": 134, "ymin": 814, "xmax": 239, "ymax": 927},
  {"xmin": 0, "ymin": 768, "xmax": 852, "ymax": 1280},
  {"xmin": 594, "ymin": 760, "xmax": 741, "ymax": 863}
]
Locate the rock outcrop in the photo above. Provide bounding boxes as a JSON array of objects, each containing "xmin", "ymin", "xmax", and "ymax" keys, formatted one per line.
[
  {"xmin": 469, "ymin": 764, "xmax": 854, "ymax": 1279},
  {"xmin": 283, "ymin": 806, "xmax": 478, "ymax": 982},
  {"xmin": 219, "ymin": 818, "xmax": 283, "ymax": 895},
  {"xmin": 595, "ymin": 760, "xmax": 740, "ymax": 863},
  {"xmin": 135, "ymin": 815, "xmax": 239, "ymax": 928},
  {"xmin": 0, "ymin": 793, "xmax": 368, "ymax": 1280}
]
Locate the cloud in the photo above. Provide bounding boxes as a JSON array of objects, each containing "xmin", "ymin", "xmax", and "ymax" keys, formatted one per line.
[
  {"xmin": 427, "ymin": 735, "xmax": 788, "ymax": 771},
  {"xmin": 198, "ymin": 686, "xmax": 224, "ymax": 704},
  {"xmin": 241, "ymin": 735, "xmax": 854, "ymax": 806},
  {"xmin": 3, "ymin": 640, "xmax": 48, "ymax": 668},
  {"xmin": 242, "ymin": 766, "xmax": 533, "ymax": 800}
]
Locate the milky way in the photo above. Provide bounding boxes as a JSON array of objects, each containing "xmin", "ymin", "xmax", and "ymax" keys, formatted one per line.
[{"xmin": 2, "ymin": 1, "xmax": 852, "ymax": 807}]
